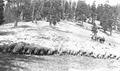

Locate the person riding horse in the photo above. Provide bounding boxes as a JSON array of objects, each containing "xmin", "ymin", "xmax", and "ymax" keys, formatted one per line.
[
  {"xmin": 47, "ymin": 14, "xmax": 60, "ymax": 26},
  {"xmin": 92, "ymin": 23, "xmax": 98, "ymax": 37}
]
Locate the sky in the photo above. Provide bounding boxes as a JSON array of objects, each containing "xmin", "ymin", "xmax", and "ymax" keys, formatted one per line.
[
  {"xmin": 67, "ymin": 0, "xmax": 120, "ymax": 6},
  {"xmin": 85, "ymin": 0, "xmax": 120, "ymax": 6},
  {"xmin": 3, "ymin": 0, "xmax": 120, "ymax": 7}
]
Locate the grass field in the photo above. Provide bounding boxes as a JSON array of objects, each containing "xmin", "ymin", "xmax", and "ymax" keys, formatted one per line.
[{"xmin": 0, "ymin": 20, "xmax": 120, "ymax": 58}]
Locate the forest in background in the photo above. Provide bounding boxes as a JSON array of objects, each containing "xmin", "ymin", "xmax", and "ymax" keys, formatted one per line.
[{"xmin": 1, "ymin": 0, "xmax": 120, "ymax": 35}]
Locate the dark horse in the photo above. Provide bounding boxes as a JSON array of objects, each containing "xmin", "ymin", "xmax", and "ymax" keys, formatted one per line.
[
  {"xmin": 47, "ymin": 15, "xmax": 60, "ymax": 26},
  {"xmin": 91, "ymin": 35, "xmax": 105, "ymax": 43}
]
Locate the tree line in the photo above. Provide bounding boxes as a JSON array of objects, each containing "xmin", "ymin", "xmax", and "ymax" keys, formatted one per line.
[{"xmin": 1, "ymin": 0, "xmax": 120, "ymax": 35}]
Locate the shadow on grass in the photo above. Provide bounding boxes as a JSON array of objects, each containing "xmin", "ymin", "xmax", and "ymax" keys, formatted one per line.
[
  {"xmin": 17, "ymin": 25, "xmax": 31, "ymax": 28},
  {"xmin": 11, "ymin": 25, "xmax": 31, "ymax": 29},
  {"xmin": 0, "ymin": 53, "xmax": 26, "ymax": 71},
  {"xmin": 47, "ymin": 26, "xmax": 72, "ymax": 33},
  {"xmin": 0, "ymin": 53, "xmax": 47, "ymax": 71},
  {"xmin": 0, "ymin": 31, "xmax": 15, "ymax": 35}
]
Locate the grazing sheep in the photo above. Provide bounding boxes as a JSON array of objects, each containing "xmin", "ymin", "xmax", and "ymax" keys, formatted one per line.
[
  {"xmin": 81, "ymin": 52, "xmax": 87, "ymax": 56},
  {"xmin": 29, "ymin": 48, "xmax": 36, "ymax": 55},
  {"xmin": 116, "ymin": 57, "xmax": 120, "ymax": 60},
  {"xmin": 61, "ymin": 51, "xmax": 68, "ymax": 55},
  {"xmin": 22, "ymin": 48, "xmax": 28, "ymax": 54},
  {"xmin": 110, "ymin": 55, "xmax": 117, "ymax": 59},
  {"xmin": 37, "ymin": 48, "xmax": 49, "ymax": 55},
  {"xmin": 6, "ymin": 43, "xmax": 17, "ymax": 53},
  {"xmin": 96, "ymin": 54, "xmax": 101, "ymax": 59},
  {"xmin": 100, "ymin": 54, "xmax": 106, "ymax": 59},
  {"xmin": 89, "ymin": 52, "xmax": 94, "ymax": 56},
  {"xmin": 107, "ymin": 54, "xmax": 112, "ymax": 59},
  {"xmin": 3, "ymin": 41, "xmax": 120, "ymax": 61},
  {"xmin": 25, "ymin": 48, "xmax": 31, "ymax": 54},
  {"xmin": 12, "ymin": 42, "xmax": 26, "ymax": 54},
  {"xmin": 47, "ymin": 49, "xmax": 53, "ymax": 55},
  {"xmin": 43, "ymin": 48, "xmax": 50, "ymax": 55},
  {"xmin": 34, "ymin": 48, "xmax": 39, "ymax": 55},
  {"xmin": 83, "ymin": 52, "xmax": 90, "ymax": 57}
]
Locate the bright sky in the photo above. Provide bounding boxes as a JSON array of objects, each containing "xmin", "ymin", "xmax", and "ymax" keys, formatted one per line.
[
  {"xmin": 85, "ymin": 0, "xmax": 120, "ymax": 6},
  {"xmin": 67, "ymin": 0, "xmax": 120, "ymax": 6},
  {"xmin": 3, "ymin": 0, "xmax": 120, "ymax": 7}
]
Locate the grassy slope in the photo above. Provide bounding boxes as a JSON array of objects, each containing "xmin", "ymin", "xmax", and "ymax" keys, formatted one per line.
[{"xmin": 0, "ymin": 20, "xmax": 120, "ymax": 57}]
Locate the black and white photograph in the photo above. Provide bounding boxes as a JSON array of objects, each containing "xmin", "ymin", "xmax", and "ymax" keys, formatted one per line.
[{"xmin": 0, "ymin": 0, "xmax": 120, "ymax": 71}]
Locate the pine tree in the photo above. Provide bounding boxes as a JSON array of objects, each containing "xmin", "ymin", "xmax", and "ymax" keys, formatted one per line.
[
  {"xmin": 75, "ymin": 1, "xmax": 88, "ymax": 24},
  {"xmin": 91, "ymin": 1, "xmax": 98, "ymax": 36},
  {"xmin": 91, "ymin": 1, "xmax": 97, "ymax": 25},
  {"xmin": 0, "ymin": 0, "xmax": 4, "ymax": 25}
]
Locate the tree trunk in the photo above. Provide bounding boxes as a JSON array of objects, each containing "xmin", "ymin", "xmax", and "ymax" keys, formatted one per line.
[
  {"xmin": 110, "ymin": 28, "xmax": 112, "ymax": 36},
  {"xmin": 20, "ymin": 11, "xmax": 24, "ymax": 21},
  {"xmin": 14, "ymin": 19, "xmax": 18, "ymax": 27},
  {"xmin": 32, "ymin": 6, "xmax": 35, "ymax": 23},
  {"xmin": 81, "ymin": 21, "xmax": 83, "ymax": 26},
  {"xmin": 34, "ymin": 18, "xmax": 37, "ymax": 24}
]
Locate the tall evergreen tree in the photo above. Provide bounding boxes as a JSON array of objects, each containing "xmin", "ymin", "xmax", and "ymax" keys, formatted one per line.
[
  {"xmin": 75, "ymin": 1, "xmax": 88, "ymax": 24},
  {"xmin": 91, "ymin": 1, "xmax": 98, "ymax": 36},
  {"xmin": 64, "ymin": 1, "xmax": 71, "ymax": 20},
  {"xmin": 0, "ymin": 0, "xmax": 4, "ymax": 25},
  {"xmin": 91, "ymin": 1, "xmax": 97, "ymax": 25}
]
